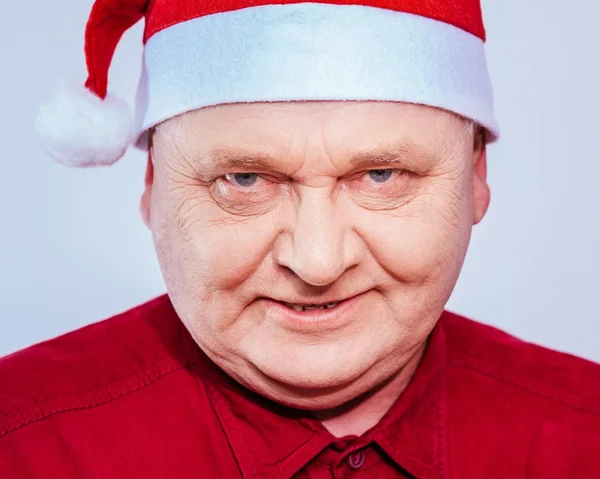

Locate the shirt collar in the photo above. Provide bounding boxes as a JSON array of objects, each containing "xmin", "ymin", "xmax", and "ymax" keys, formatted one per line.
[{"xmin": 189, "ymin": 313, "xmax": 449, "ymax": 479}]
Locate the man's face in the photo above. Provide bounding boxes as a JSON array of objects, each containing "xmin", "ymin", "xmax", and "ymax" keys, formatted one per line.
[{"xmin": 143, "ymin": 101, "xmax": 489, "ymax": 409}]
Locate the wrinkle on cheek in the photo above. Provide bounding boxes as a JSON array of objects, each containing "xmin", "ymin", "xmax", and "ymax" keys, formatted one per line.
[
  {"xmin": 422, "ymin": 192, "xmax": 462, "ymax": 234},
  {"xmin": 173, "ymin": 193, "xmax": 214, "ymax": 234},
  {"xmin": 419, "ymin": 169, "xmax": 471, "ymax": 233},
  {"xmin": 418, "ymin": 182, "xmax": 472, "ymax": 273},
  {"xmin": 152, "ymin": 188, "xmax": 217, "ymax": 294}
]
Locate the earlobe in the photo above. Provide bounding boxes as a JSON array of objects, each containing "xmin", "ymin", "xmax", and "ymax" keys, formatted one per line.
[{"xmin": 472, "ymin": 130, "xmax": 490, "ymax": 225}]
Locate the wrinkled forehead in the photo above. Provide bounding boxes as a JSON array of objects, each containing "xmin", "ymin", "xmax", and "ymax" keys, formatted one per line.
[{"xmin": 155, "ymin": 101, "xmax": 468, "ymax": 167}]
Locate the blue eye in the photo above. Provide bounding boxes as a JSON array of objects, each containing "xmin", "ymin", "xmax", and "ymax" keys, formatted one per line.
[
  {"xmin": 368, "ymin": 169, "xmax": 393, "ymax": 183},
  {"xmin": 230, "ymin": 173, "xmax": 259, "ymax": 187}
]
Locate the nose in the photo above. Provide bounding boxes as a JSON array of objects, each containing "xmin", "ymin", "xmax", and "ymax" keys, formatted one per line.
[{"xmin": 275, "ymin": 193, "xmax": 360, "ymax": 286}]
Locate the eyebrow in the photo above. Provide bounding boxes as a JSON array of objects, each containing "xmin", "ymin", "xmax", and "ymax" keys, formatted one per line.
[
  {"xmin": 203, "ymin": 141, "xmax": 436, "ymax": 173},
  {"xmin": 203, "ymin": 149, "xmax": 277, "ymax": 172},
  {"xmin": 347, "ymin": 142, "xmax": 436, "ymax": 170}
]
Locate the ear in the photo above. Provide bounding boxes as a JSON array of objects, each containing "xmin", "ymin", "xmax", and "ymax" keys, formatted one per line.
[
  {"xmin": 140, "ymin": 132, "xmax": 155, "ymax": 229},
  {"xmin": 472, "ymin": 128, "xmax": 490, "ymax": 225}
]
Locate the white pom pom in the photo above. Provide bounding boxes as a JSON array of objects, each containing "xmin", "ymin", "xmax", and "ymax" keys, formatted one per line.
[{"xmin": 35, "ymin": 82, "xmax": 133, "ymax": 167}]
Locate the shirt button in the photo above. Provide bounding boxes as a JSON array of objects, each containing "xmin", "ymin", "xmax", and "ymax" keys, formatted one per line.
[{"xmin": 347, "ymin": 449, "xmax": 366, "ymax": 470}]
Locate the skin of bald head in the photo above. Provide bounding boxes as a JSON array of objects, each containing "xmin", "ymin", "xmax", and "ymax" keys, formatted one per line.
[{"xmin": 140, "ymin": 101, "xmax": 490, "ymax": 412}]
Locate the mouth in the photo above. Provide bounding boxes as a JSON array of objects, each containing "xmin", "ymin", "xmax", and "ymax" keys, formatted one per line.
[{"xmin": 262, "ymin": 293, "xmax": 366, "ymax": 331}]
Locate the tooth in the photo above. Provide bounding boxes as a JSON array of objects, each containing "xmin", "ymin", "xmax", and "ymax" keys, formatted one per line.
[{"xmin": 285, "ymin": 301, "xmax": 341, "ymax": 311}]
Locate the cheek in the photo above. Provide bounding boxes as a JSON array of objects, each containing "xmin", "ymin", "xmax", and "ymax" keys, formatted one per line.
[
  {"xmin": 151, "ymin": 185, "xmax": 283, "ymax": 360},
  {"xmin": 358, "ymin": 178, "xmax": 472, "ymax": 286},
  {"xmin": 151, "ymin": 184, "xmax": 277, "ymax": 308}
]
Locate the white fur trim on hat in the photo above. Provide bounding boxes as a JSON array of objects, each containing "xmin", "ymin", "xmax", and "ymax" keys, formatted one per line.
[
  {"xmin": 133, "ymin": 3, "xmax": 499, "ymax": 149},
  {"xmin": 35, "ymin": 82, "xmax": 133, "ymax": 168}
]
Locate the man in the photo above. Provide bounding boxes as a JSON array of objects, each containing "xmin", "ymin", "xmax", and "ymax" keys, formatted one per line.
[{"xmin": 1, "ymin": 0, "xmax": 599, "ymax": 477}]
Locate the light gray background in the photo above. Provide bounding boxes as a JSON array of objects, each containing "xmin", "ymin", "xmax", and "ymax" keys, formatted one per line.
[{"xmin": 0, "ymin": 0, "xmax": 598, "ymax": 361}]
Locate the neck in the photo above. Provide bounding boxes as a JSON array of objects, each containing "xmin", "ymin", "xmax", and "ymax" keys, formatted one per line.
[{"xmin": 312, "ymin": 342, "xmax": 427, "ymax": 438}]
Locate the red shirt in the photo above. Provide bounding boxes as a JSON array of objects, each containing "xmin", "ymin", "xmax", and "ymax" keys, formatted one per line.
[{"xmin": 1, "ymin": 295, "xmax": 599, "ymax": 478}]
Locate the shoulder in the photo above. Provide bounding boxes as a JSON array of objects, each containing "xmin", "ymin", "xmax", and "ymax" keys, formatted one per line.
[
  {"xmin": 441, "ymin": 309, "xmax": 600, "ymax": 417},
  {"xmin": 441, "ymin": 311, "xmax": 600, "ymax": 476},
  {"xmin": 0, "ymin": 294, "xmax": 193, "ymax": 438}
]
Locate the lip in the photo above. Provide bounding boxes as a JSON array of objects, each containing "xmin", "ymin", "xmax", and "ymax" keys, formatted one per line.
[{"xmin": 262, "ymin": 292, "xmax": 366, "ymax": 332}]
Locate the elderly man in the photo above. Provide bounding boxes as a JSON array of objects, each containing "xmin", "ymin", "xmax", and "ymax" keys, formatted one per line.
[{"xmin": 1, "ymin": 0, "xmax": 599, "ymax": 477}]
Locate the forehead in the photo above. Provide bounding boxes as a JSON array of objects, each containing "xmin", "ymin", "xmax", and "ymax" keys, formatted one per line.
[{"xmin": 158, "ymin": 101, "xmax": 465, "ymax": 164}]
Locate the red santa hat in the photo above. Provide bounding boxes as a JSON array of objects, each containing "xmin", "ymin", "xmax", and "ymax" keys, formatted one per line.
[{"xmin": 35, "ymin": 0, "xmax": 499, "ymax": 168}]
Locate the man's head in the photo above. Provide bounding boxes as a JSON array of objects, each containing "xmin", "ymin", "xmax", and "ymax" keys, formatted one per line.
[{"xmin": 141, "ymin": 100, "xmax": 489, "ymax": 410}]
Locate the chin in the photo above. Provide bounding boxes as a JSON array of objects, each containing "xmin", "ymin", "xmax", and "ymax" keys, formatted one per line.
[
  {"xmin": 251, "ymin": 342, "xmax": 373, "ymax": 383},
  {"xmin": 237, "ymin": 351, "xmax": 393, "ymax": 411}
]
